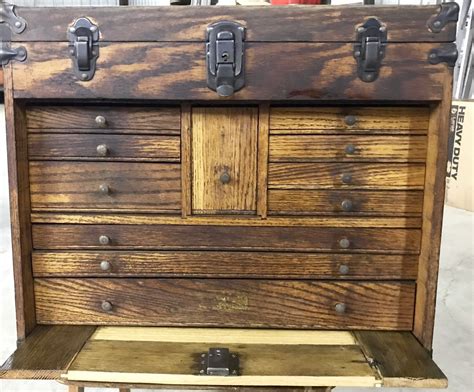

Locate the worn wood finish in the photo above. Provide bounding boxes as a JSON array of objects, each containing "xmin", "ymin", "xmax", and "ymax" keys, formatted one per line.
[
  {"xmin": 269, "ymin": 107, "xmax": 430, "ymax": 132},
  {"xmin": 0, "ymin": 325, "xmax": 95, "ymax": 379},
  {"xmin": 269, "ymin": 135, "xmax": 427, "ymax": 163},
  {"xmin": 28, "ymin": 134, "xmax": 180, "ymax": 162},
  {"xmin": 29, "ymin": 162, "xmax": 181, "ymax": 212},
  {"xmin": 68, "ymin": 386, "xmax": 84, "ymax": 392},
  {"xmin": 257, "ymin": 104, "xmax": 270, "ymax": 218},
  {"xmin": 12, "ymin": 43, "xmax": 446, "ymax": 101},
  {"xmin": 268, "ymin": 190, "xmax": 424, "ymax": 216},
  {"xmin": 26, "ymin": 106, "xmax": 180, "ymax": 130},
  {"xmin": 354, "ymin": 331, "xmax": 447, "ymax": 388},
  {"xmin": 34, "ymin": 279, "xmax": 415, "ymax": 329},
  {"xmin": 31, "ymin": 224, "xmax": 421, "ymax": 253},
  {"xmin": 181, "ymin": 104, "xmax": 192, "ymax": 217},
  {"xmin": 32, "ymin": 251, "xmax": 418, "ymax": 280},
  {"xmin": 3, "ymin": 66, "xmax": 36, "ymax": 341},
  {"xmin": 269, "ymin": 163, "xmax": 426, "ymax": 190},
  {"xmin": 192, "ymin": 107, "xmax": 258, "ymax": 214},
  {"xmin": 12, "ymin": 6, "xmax": 455, "ymax": 43}
]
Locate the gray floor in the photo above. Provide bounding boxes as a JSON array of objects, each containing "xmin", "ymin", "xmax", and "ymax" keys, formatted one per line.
[{"xmin": 0, "ymin": 104, "xmax": 473, "ymax": 391}]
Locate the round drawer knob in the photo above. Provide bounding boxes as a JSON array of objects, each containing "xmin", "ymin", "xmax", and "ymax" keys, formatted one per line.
[
  {"xmin": 99, "ymin": 235, "xmax": 110, "ymax": 245},
  {"xmin": 339, "ymin": 264, "xmax": 350, "ymax": 275},
  {"xmin": 96, "ymin": 144, "xmax": 109, "ymax": 157},
  {"xmin": 339, "ymin": 238, "xmax": 351, "ymax": 249},
  {"xmin": 335, "ymin": 303, "xmax": 346, "ymax": 314},
  {"xmin": 95, "ymin": 115, "xmax": 107, "ymax": 127},
  {"xmin": 220, "ymin": 172, "xmax": 231, "ymax": 184},
  {"xmin": 341, "ymin": 199, "xmax": 353, "ymax": 212},
  {"xmin": 99, "ymin": 184, "xmax": 110, "ymax": 195},
  {"xmin": 101, "ymin": 300, "xmax": 113, "ymax": 312},
  {"xmin": 100, "ymin": 261, "xmax": 111, "ymax": 271},
  {"xmin": 344, "ymin": 115, "xmax": 357, "ymax": 126},
  {"xmin": 345, "ymin": 144, "xmax": 356, "ymax": 154},
  {"xmin": 341, "ymin": 173, "xmax": 352, "ymax": 184}
]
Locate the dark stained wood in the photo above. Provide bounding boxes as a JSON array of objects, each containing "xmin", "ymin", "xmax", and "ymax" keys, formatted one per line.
[
  {"xmin": 31, "ymin": 224, "xmax": 421, "ymax": 253},
  {"xmin": 13, "ymin": 6, "xmax": 455, "ymax": 42},
  {"xmin": 26, "ymin": 106, "xmax": 180, "ymax": 130},
  {"xmin": 12, "ymin": 43, "xmax": 447, "ymax": 101},
  {"xmin": 32, "ymin": 251, "xmax": 418, "ymax": 280},
  {"xmin": 268, "ymin": 190, "xmax": 424, "ymax": 216},
  {"xmin": 354, "ymin": 331, "xmax": 447, "ymax": 388},
  {"xmin": 0, "ymin": 325, "xmax": 95, "ymax": 380},
  {"xmin": 3, "ymin": 66, "xmax": 36, "ymax": 341},
  {"xmin": 34, "ymin": 279, "xmax": 416, "ymax": 329},
  {"xmin": 28, "ymin": 134, "xmax": 180, "ymax": 162},
  {"xmin": 268, "ymin": 163, "xmax": 426, "ymax": 190},
  {"xmin": 29, "ymin": 162, "xmax": 181, "ymax": 212}
]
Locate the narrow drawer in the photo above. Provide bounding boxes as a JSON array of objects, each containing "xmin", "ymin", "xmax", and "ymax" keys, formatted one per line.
[
  {"xmin": 26, "ymin": 106, "xmax": 180, "ymax": 132},
  {"xmin": 28, "ymin": 134, "xmax": 180, "ymax": 161},
  {"xmin": 269, "ymin": 135, "xmax": 427, "ymax": 162},
  {"xmin": 268, "ymin": 163, "xmax": 426, "ymax": 190},
  {"xmin": 269, "ymin": 107, "xmax": 429, "ymax": 133},
  {"xmin": 29, "ymin": 162, "xmax": 181, "ymax": 212},
  {"xmin": 34, "ymin": 278, "xmax": 415, "ymax": 330},
  {"xmin": 268, "ymin": 190, "xmax": 424, "ymax": 216},
  {"xmin": 32, "ymin": 224, "xmax": 421, "ymax": 253}
]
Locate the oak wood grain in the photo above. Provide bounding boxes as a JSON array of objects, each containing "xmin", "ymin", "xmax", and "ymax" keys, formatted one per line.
[
  {"xmin": 192, "ymin": 107, "xmax": 258, "ymax": 213},
  {"xmin": 34, "ymin": 279, "xmax": 415, "ymax": 330},
  {"xmin": 29, "ymin": 162, "xmax": 181, "ymax": 212},
  {"xmin": 181, "ymin": 104, "xmax": 192, "ymax": 217},
  {"xmin": 32, "ymin": 251, "xmax": 418, "ymax": 280},
  {"xmin": 257, "ymin": 105, "xmax": 270, "ymax": 218},
  {"xmin": 31, "ymin": 224, "xmax": 421, "ymax": 253}
]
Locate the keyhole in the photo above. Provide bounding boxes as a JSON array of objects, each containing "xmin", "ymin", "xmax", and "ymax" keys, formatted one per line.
[{"xmin": 222, "ymin": 52, "xmax": 229, "ymax": 61}]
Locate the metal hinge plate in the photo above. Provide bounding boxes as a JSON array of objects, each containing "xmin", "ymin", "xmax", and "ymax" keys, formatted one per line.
[
  {"xmin": 199, "ymin": 348, "xmax": 239, "ymax": 376},
  {"xmin": 0, "ymin": 3, "xmax": 27, "ymax": 66},
  {"xmin": 427, "ymin": 2, "xmax": 460, "ymax": 33},
  {"xmin": 428, "ymin": 43, "xmax": 458, "ymax": 67}
]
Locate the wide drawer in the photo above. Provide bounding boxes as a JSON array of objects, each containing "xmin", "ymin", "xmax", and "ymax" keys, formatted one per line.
[
  {"xmin": 34, "ymin": 278, "xmax": 415, "ymax": 329},
  {"xmin": 29, "ymin": 162, "xmax": 181, "ymax": 212},
  {"xmin": 31, "ymin": 224, "xmax": 421, "ymax": 253}
]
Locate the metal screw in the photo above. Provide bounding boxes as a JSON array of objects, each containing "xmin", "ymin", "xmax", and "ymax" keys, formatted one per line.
[
  {"xmin": 232, "ymin": 370, "xmax": 238, "ymax": 375},
  {"xmin": 99, "ymin": 235, "xmax": 110, "ymax": 245},
  {"xmin": 99, "ymin": 184, "xmax": 110, "ymax": 195},
  {"xmin": 357, "ymin": 27, "xmax": 365, "ymax": 33},
  {"xmin": 81, "ymin": 73, "xmax": 88, "ymax": 80},
  {"xmin": 429, "ymin": 53, "xmax": 437, "ymax": 60},
  {"xmin": 201, "ymin": 353, "xmax": 206, "ymax": 358},
  {"xmin": 69, "ymin": 27, "xmax": 76, "ymax": 34},
  {"xmin": 335, "ymin": 303, "xmax": 346, "ymax": 314},
  {"xmin": 341, "ymin": 173, "xmax": 352, "ymax": 184},
  {"xmin": 220, "ymin": 172, "xmax": 231, "ymax": 184},
  {"xmin": 14, "ymin": 21, "xmax": 22, "ymax": 28},
  {"xmin": 199, "ymin": 370, "xmax": 205, "ymax": 374},
  {"xmin": 96, "ymin": 144, "xmax": 108, "ymax": 157},
  {"xmin": 95, "ymin": 115, "xmax": 107, "ymax": 127},
  {"xmin": 433, "ymin": 20, "xmax": 442, "ymax": 29},
  {"xmin": 379, "ymin": 26, "xmax": 386, "ymax": 33},
  {"xmin": 341, "ymin": 199, "xmax": 353, "ymax": 212},
  {"xmin": 345, "ymin": 144, "xmax": 356, "ymax": 154},
  {"xmin": 365, "ymin": 74, "xmax": 375, "ymax": 81},
  {"xmin": 354, "ymin": 50, "xmax": 361, "ymax": 58},
  {"xmin": 90, "ymin": 25, "xmax": 98, "ymax": 33},
  {"xmin": 100, "ymin": 260, "xmax": 111, "ymax": 271},
  {"xmin": 69, "ymin": 49, "xmax": 75, "ymax": 55},
  {"xmin": 101, "ymin": 300, "xmax": 113, "ymax": 312},
  {"xmin": 344, "ymin": 115, "xmax": 357, "ymax": 126},
  {"xmin": 339, "ymin": 264, "xmax": 350, "ymax": 275},
  {"xmin": 339, "ymin": 238, "xmax": 350, "ymax": 249}
]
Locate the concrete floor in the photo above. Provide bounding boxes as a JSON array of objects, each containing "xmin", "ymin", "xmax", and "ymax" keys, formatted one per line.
[{"xmin": 0, "ymin": 104, "xmax": 473, "ymax": 391}]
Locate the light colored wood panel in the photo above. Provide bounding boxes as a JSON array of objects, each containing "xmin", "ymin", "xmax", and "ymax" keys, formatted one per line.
[
  {"xmin": 92, "ymin": 327, "xmax": 356, "ymax": 345},
  {"xmin": 257, "ymin": 105, "xmax": 270, "ymax": 218},
  {"xmin": 269, "ymin": 135, "xmax": 427, "ymax": 162},
  {"xmin": 192, "ymin": 107, "xmax": 258, "ymax": 213},
  {"xmin": 269, "ymin": 107, "xmax": 430, "ymax": 131},
  {"xmin": 268, "ymin": 163, "xmax": 426, "ymax": 190},
  {"xmin": 268, "ymin": 190, "xmax": 424, "ymax": 216},
  {"xmin": 181, "ymin": 104, "xmax": 192, "ymax": 217}
]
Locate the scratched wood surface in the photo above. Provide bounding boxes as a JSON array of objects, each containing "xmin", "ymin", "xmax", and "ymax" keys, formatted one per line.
[
  {"xmin": 34, "ymin": 279, "xmax": 415, "ymax": 329},
  {"xmin": 12, "ymin": 43, "xmax": 447, "ymax": 101}
]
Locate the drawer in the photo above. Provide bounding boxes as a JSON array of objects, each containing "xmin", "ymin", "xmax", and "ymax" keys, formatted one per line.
[
  {"xmin": 268, "ymin": 163, "xmax": 425, "ymax": 190},
  {"xmin": 29, "ymin": 162, "xmax": 181, "ymax": 212},
  {"xmin": 26, "ymin": 106, "xmax": 180, "ymax": 132},
  {"xmin": 28, "ymin": 134, "xmax": 180, "ymax": 161},
  {"xmin": 34, "ymin": 278, "xmax": 415, "ymax": 329},
  {"xmin": 268, "ymin": 190, "xmax": 424, "ymax": 216},
  {"xmin": 31, "ymin": 224, "xmax": 421, "ymax": 253},
  {"xmin": 269, "ymin": 135, "xmax": 427, "ymax": 162},
  {"xmin": 269, "ymin": 107, "xmax": 430, "ymax": 133},
  {"xmin": 32, "ymin": 251, "xmax": 418, "ymax": 280}
]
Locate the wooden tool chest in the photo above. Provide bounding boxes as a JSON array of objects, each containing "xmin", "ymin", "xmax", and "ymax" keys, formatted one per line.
[{"xmin": 0, "ymin": 2, "xmax": 458, "ymax": 390}]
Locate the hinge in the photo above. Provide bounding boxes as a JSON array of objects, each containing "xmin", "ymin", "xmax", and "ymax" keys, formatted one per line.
[
  {"xmin": 67, "ymin": 17, "xmax": 100, "ymax": 81},
  {"xmin": 0, "ymin": 2, "xmax": 27, "ymax": 66},
  {"xmin": 353, "ymin": 18, "xmax": 387, "ymax": 83},
  {"xmin": 428, "ymin": 43, "xmax": 458, "ymax": 67},
  {"xmin": 199, "ymin": 348, "xmax": 239, "ymax": 376},
  {"xmin": 427, "ymin": 2, "xmax": 460, "ymax": 33},
  {"xmin": 206, "ymin": 21, "xmax": 245, "ymax": 97}
]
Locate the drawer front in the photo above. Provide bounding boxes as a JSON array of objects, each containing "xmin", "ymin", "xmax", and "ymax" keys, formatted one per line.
[
  {"xmin": 268, "ymin": 163, "xmax": 425, "ymax": 190},
  {"xmin": 34, "ymin": 278, "xmax": 415, "ymax": 329},
  {"xmin": 28, "ymin": 134, "xmax": 180, "ymax": 161},
  {"xmin": 27, "ymin": 106, "xmax": 180, "ymax": 131},
  {"xmin": 269, "ymin": 135, "xmax": 427, "ymax": 162},
  {"xmin": 32, "ymin": 251, "xmax": 418, "ymax": 280},
  {"xmin": 29, "ymin": 162, "xmax": 181, "ymax": 212},
  {"xmin": 32, "ymin": 224, "xmax": 421, "ymax": 253},
  {"xmin": 268, "ymin": 190, "xmax": 424, "ymax": 216}
]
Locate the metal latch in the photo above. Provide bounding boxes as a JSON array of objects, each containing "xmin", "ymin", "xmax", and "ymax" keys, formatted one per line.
[
  {"xmin": 199, "ymin": 348, "xmax": 239, "ymax": 376},
  {"xmin": 67, "ymin": 17, "xmax": 100, "ymax": 81},
  {"xmin": 206, "ymin": 21, "xmax": 245, "ymax": 97},
  {"xmin": 0, "ymin": 3, "xmax": 27, "ymax": 66},
  {"xmin": 353, "ymin": 18, "xmax": 387, "ymax": 83}
]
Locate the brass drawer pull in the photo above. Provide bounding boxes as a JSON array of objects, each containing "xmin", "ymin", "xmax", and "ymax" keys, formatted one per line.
[
  {"xmin": 341, "ymin": 199, "xmax": 353, "ymax": 212},
  {"xmin": 339, "ymin": 238, "xmax": 351, "ymax": 249},
  {"xmin": 100, "ymin": 260, "xmax": 111, "ymax": 271},
  {"xmin": 344, "ymin": 115, "xmax": 357, "ymax": 126},
  {"xmin": 101, "ymin": 300, "xmax": 113, "ymax": 312},
  {"xmin": 345, "ymin": 144, "xmax": 356, "ymax": 154},
  {"xmin": 99, "ymin": 184, "xmax": 110, "ymax": 195},
  {"xmin": 96, "ymin": 144, "xmax": 109, "ymax": 157},
  {"xmin": 339, "ymin": 264, "xmax": 350, "ymax": 275},
  {"xmin": 341, "ymin": 173, "xmax": 352, "ymax": 184},
  {"xmin": 99, "ymin": 235, "xmax": 111, "ymax": 245},
  {"xmin": 220, "ymin": 171, "xmax": 231, "ymax": 184},
  {"xmin": 335, "ymin": 303, "xmax": 346, "ymax": 314},
  {"xmin": 95, "ymin": 115, "xmax": 107, "ymax": 127}
]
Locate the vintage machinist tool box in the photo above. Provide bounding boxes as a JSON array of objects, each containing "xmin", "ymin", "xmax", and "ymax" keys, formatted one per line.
[{"xmin": 0, "ymin": 2, "xmax": 459, "ymax": 390}]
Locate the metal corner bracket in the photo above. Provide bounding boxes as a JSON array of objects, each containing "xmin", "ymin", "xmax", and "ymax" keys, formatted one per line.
[
  {"xmin": 0, "ymin": 2, "xmax": 27, "ymax": 66},
  {"xmin": 427, "ymin": 2, "xmax": 460, "ymax": 33}
]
